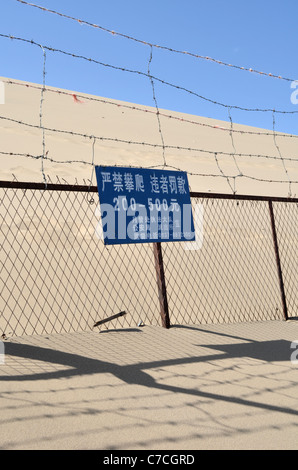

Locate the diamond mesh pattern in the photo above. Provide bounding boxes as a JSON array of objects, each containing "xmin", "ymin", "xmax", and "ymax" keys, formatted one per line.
[
  {"xmin": 0, "ymin": 183, "xmax": 296, "ymax": 338},
  {"xmin": 273, "ymin": 201, "xmax": 298, "ymax": 319},
  {"xmin": 0, "ymin": 186, "xmax": 160, "ymax": 336},
  {"xmin": 162, "ymin": 197, "xmax": 285, "ymax": 325}
]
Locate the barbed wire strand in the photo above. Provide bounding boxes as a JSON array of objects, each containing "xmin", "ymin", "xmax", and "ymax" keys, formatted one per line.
[
  {"xmin": 87, "ymin": 135, "xmax": 96, "ymax": 203},
  {"xmin": 1, "ymin": 5, "xmax": 296, "ymax": 191},
  {"xmin": 154, "ymin": 163, "xmax": 298, "ymax": 187},
  {"xmin": 3, "ymin": 153, "xmax": 298, "ymax": 186},
  {"xmin": 213, "ymin": 152, "xmax": 236, "ymax": 193},
  {"xmin": 2, "ymin": 148, "xmax": 298, "ymax": 169},
  {"xmin": 1, "ymin": 31, "xmax": 292, "ymax": 191},
  {"xmin": 1, "ymin": 115, "xmax": 298, "ymax": 165},
  {"xmin": 39, "ymin": 44, "xmax": 47, "ymax": 187},
  {"xmin": 228, "ymin": 107, "xmax": 242, "ymax": 193},
  {"xmin": 1, "ymin": 33, "xmax": 298, "ymax": 115},
  {"xmin": 14, "ymin": 0, "xmax": 296, "ymax": 83},
  {"xmin": 0, "ymin": 34, "xmax": 48, "ymax": 186},
  {"xmin": 147, "ymin": 45, "xmax": 166, "ymax": 169},
  {"xmin": 272, "ymin": 110, "xmax": 292, "ymax": 197},
  {"xmin": 3, "ymin": 79, "xmax": 298, "ymax": 139}
]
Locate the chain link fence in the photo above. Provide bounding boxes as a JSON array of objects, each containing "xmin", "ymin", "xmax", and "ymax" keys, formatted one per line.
[
  {"xmin": 0, "ymin": 181, "xmax": 297, "ymax": 338},
  {"xmin": 272, "ymin": 201, "xmax": 298, "ymax": 319},
  {"xmin": 162, "ymin": 196, "xmax": 290, "ymax": 325}
]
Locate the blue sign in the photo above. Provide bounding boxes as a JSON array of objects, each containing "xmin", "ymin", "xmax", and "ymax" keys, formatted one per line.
[{"xmin": 95, "ymin": 166, "xmax": 195, "ymax": 245}]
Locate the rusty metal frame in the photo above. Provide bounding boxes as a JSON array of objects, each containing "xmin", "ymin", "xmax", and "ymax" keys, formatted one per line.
[
  {"xmin": 1, "ymin": 181, "xmax": 298, "ymax": 203},
  {"xmin": 268, "ymin": 201, "xmax": 288, "ymax": 321}
]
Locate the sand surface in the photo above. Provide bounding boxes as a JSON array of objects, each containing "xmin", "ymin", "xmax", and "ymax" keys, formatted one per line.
[{"xmin": 1, "ymin": 320, "xmax": 298, "ymax": 450}]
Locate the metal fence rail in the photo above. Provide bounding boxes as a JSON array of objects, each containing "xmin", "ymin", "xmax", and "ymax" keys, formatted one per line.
[{"xmin": 0, "ymin": 181, "xmax": 297, "ymax": 338}]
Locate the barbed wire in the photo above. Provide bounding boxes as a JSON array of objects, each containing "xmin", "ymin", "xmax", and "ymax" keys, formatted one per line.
[
  {"xmin": 1, "ymin": 146, "xmax": 298, "ymax": 169},
  {"xmin": 1, "ymin": 139, "xmax": 298, "ymax": 188},
  {"xmin": 1, "ymin": 11, "xmax": 297, "ymax": 193},
  {"xmin": 86, "ymin": 135, "xmax": 96, "ymax": 203},
  {"xmin": 1, "ymin": 33, "xmax": 298, "ymax": 116},
  {"xmin": 157, "ymin": 163, "xmax": 298, "ymax": 186},
  {"xmin": 147, "ymin": 45, "xmax": 167, "ymax": 168},
  {"xmin": 0, "ymin": 150, "xmax": 95, "ymax": 168},
  {"xmin": 227, "ymin": 107, "xmax": 242, "ymax": 193},
  {"xmin": 272, "ymin": 110, "xmax": 292, "ymax": 197},
  {"xmin": 14, "ymin": 0, "xmax": 296, "ymax": 83},
  {"xmin": 213, "ymin": 152, "xmax": 237, "ymax": 193},
  {"xmin": 3, "ymin": 78, "xmax": 298, "ymax": 139},
  {"xmin": 3, "ymin": 152, "xmax": 298, "ymax": 187},
  {"xmin": 39, "ymin": 43, "xmax": 47, "ymax": 186},
  {"xmin": 1, "ymin": 115, "xmax": 298, "ymax": 164}
]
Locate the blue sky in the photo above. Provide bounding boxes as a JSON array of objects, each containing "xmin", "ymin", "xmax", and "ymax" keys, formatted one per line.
[{"xmin": 1, "ymin": 0, "xmax": 297, "ymax": 134}]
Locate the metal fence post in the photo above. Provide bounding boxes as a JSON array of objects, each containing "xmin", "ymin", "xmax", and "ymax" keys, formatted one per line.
[
  {"xmin": 268, "ymin": 200, "xmax": 288, "ymax": 320},
  {"xmin": 153, "ymin": 242, "xmax": 170, "ymax": 329}
]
